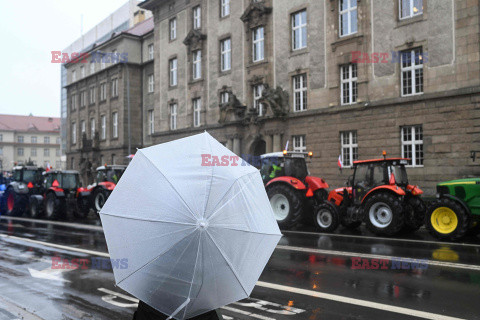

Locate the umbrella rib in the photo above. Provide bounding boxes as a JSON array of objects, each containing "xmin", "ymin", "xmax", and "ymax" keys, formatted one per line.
[
  {"xmin": 206, "ymin": 171, "xmax": 258, "ymax": 223},
  {"xmin": 209, "ymin": 225, "xmax": 283, "ymax": 237},
  {"xmin": 202, "ymin": 133, "xmax": 215, "ymax": 219},
  {"xmin": 116, "ymin": 228, "xmax": 198, "ymax": 287},
  {"xmin": 182, "ymin": 231, "xmax": 204, "ymax": 319},
  {"xmin": 101, "ymin": 211, "xmax": 196, "ymax": 227},
  {"xmin": 139, "ymin": 150, "xmax": 199, "ymax": 222},
  {"xmin": 205, "ymin": 230, "xmax": 250, "ymax": 297}
]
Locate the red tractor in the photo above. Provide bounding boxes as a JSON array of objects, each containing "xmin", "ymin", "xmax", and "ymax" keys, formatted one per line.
[
  {"xmin": 89, "ymin": 165, "xmax": 126, "ymax": 214},
  {"xmin": 260, "ymin": 151, "xmax": 330, "ymax": 229},
  {"xmin": 28, "ymin": 170, "xmax": 91, "ymax": 220},
  {"xmin": 323, "ymin": 154, "xmax": 425, "ymax": 236}
]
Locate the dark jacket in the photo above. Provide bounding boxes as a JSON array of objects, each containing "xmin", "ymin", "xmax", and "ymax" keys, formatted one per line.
[{"xmin": 133, "ymin": 301, "xmax": 222, "ymax": 320}]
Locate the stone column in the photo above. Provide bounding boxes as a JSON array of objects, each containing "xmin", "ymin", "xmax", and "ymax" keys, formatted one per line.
[
  {"xmin": 226, "ymin": 139, "xmax": 233, "ymax": 151},
  {"xmin": 272, "ymin": 134, "xmax": 282, "ymax": 152},
  {"xmin": 265, "ymin": 135, "xmax": 273, "ymax": 153},
  {"xmin": 233, "ymin": 138, "xmax": 241, "ymax": 155}
]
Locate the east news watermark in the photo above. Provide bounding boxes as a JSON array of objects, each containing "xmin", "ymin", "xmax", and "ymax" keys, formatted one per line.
[
  {"xmin": 351, "ymin": 257, "xmax": 428, "ymax": 270},
  {"xmin": 52, "ymin": 257, "xmax": 128, "ymax": 270},
  {"xmin": 51, "ymin": 51, "xmax": 128, "ymax": 64}
]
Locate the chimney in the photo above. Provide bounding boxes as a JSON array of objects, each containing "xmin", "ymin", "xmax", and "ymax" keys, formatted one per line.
[{"xmin": 134, "ymin": 10, "xmax": 146, "ymax": 25}]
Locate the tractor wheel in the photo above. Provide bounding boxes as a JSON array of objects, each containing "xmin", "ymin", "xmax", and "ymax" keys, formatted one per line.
[
  {"xmin": 44, "ymin": 193, "xmax": 65, "ymax": 220},
  {"xmin": 28, "ymin": 197, "xmax": 43, "ymax": 219},
  {"xmin": 403, "ymin": 197, "xmax": 426, "ymax": 233},
  {"xmin": 341, "ymin": 220, "xmax": 362, "ymax": 230},
  {"xmin": 74, "ymin": 196, "xmax": 90, "ymax": 219},
  {"xmin": 267, "ymin": 184, "xmax": 304, "ymax": 229},
  {"xmin": 93, "ymin": 188, "xmax": 110, "ymax": 214},
  {"xmin": 313, "ymin": 203, "xmax": 340, "ymax": 233},
  {"xmin": 365, "ymin": 193, "xmax": 404, "ymax": 236},
  {"xmin": 5, "ymin": 189, "xmax": 27, "ymax": 217},
  {"xmin": 425, "ymin": 198, "xmax": 469, "ymax": 241}
]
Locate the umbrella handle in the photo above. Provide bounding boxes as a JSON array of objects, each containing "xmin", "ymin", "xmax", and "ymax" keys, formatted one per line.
[{"xmin": 167, "ymin": 298, "xmax": 191, "ymax": 320}]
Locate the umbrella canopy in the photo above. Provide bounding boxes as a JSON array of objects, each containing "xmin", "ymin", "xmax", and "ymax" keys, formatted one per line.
[{"xmin": 100, "ymin": 132, "xmax": 282, "ymax": 320}]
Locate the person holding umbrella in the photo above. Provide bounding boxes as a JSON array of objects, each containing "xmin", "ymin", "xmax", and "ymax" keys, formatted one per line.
[{"xmin": 100, "ymin": 132, "xmax": 282, "ymax": 320}]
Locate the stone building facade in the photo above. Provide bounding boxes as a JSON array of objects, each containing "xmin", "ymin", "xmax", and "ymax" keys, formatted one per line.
[
  {"xmin": 136, "ymin": 0, "xmax": 480, "ymax": 195},
  {"xmin": 65, "ymin": 0, "xmax": 480, "ymax": 194},
  {"xmin": 65, "ymin": 18, "xmax": 154, "ymax": 184}
]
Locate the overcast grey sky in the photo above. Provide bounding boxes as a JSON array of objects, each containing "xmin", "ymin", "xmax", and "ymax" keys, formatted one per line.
[{"xmin": 0, "ymin": 0, "xmax": 129, "ymax": 118}]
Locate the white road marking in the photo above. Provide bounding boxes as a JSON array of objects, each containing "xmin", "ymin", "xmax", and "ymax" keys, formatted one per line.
[
  {"xmin": 282, "ymin": 230, "xmax": 480, "ymax": 248},
  {"xmin": 4, "ymin": 216, "xmax": 480, "ymax": 249},
  {"xmin": 28, "ymin": 267, "xmax": 72, "ymax": 282},
  {"xmin": 2, "ymin": 234, "xmax": 471, "ymax": 320},
  {"xmin": 0, "ymin": 234, "xmax": 110, "ymax": 257},
  {"xmin": 256, "ymin": 282, "xmax": 465, "ymax": 320},
  {"xmin": 2, "ymin": 232, "xmax": 480, "ymax": 272},
  {"xmin": 276, "ymin": 245, "xmax": 480, "ymax": 271},
  {"xmin": 0, "ymin": 216, "xmax": 103, "ymax": 231},
  {"xmin": 98, "ymin": 288, "xmax": 275, "ymax": 319}
]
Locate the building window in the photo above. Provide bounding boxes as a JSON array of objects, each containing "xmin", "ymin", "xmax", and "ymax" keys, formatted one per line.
[
  {"xmin": 401, "ymin": 48, "xmax": 424, "ymax": 96},
  {"xmin": 112, "ymin": 112, "xmax": 118, "ymax": 138},
  {"xmin": 170, "ymin": 18, "xmax": 177, "ymax": 40},
  {"xmin": 148, "ymin": 44, "xmax": 154, "ymax": 60},
  {"xmin": 341, "ymin": 131, "xmax": 358, "ymax": 167},
  {"xmin": 253, "ymin": 84, "xmax": 264, "ymax": 116},
  {"xmin": 170, "ymin": 103, "xmax": 177, "ymax": 130},
  {"xmin": 221, "ymin": 0, "xmax": 230, "ymax": 17},
  {"xmin": 252, "ymin": 27, "xmax": 265, "ymax": 62},
  {"xmin": 71, "ymin": 94, "xmax": 76, "ymax": 111},
  {"xmin": 17, "ymin": 148, "xmax": 24, "ymax": 156},
  {"xmin": 111, "ymin": 78, "xmax": 118, "ymax": 97},
  {"xmin": 401, "ymin": 125, "xmax": 423, "ymax": 167},
  {"xmin": 90, "ymin": 62, "xmax": 95, "ymax": 74},
  {"xmin": 220, "ymin": 38, "xmax": 231, "ymax": 72},
  {"xmin": 193, "ymin": 6, "xmax": 201, "ymax": 30},
  {"xmin": 72, "ymin": 70, "xmax": 76, "ymax": 82},
  {"xmin": 220, "ymin": 91, "xmax": 229, "ymax": 104},
  {"xmin": 148, "ymin": 74, "xmax": 155, "ymax": 93},
  {"xmin": 170, "ymin": 58, "xmax": 178, "ymax": 86},
  {"xmin": 89, "ymin": 86, "xmax": 96, "ymax": 104},
  {"xmin": 56, "ymin": 137, "xmax": 60, "ymax": 144},
  {"xmin": 148, "ymin": 110, "xmax": 155, "ymax": 135},
  {"xmin": 44, "ymin": 136, "xmax": 50, "ymax": 144},
  {"xmin": 339, "ymin": 0, "xmax": 358, "ymax": 37},
  {"xmin": 31, "ymin": 148, "xmax": 37, "ymax": 157},
  {"xmin": 90, "ymin": 118, "xmax": 96, "ymax": 138},
  {"xmin": 80, "ymin": 66, "xmax": 85, "ymax": 78},
  {"xmin": 56, "ymin": 148, "xmax": 61, "ymax": 157},
  {"xmin": 193, "ymin": 50, "xmax": 202, "ymax": 80},
  {"xmin": 81, "ymin": 120, "xmax": 86, "ymax": 137},
  {"xmin": 18, "ymin": 136, "xmax": 24, "ymax": 143},
  {"xmin": 341, "ymin": 64, "xmax": 358, "ymax": 105},
  {"xmin": 72, "ymin": 122, "xmax": 76, "ymax": 144},
  {"xmin": 80, "ymin": 91, "xmax": 86, "ymax": 107},
  {"xmin": 31, "ymin": 136, "xmax": 37, "ymax": 143},
  {"xmin": 400, "ymin": 0, "xmax": 423, "ymax": 19},
  {"xmin": 101, "ymin": 115, "xmax": 106, "ymax": 140},
  {"xmin": 44, "ymin": 148, "xmax": 50, "ymax": 157},
  {"xmin": 292, "ymin": 10, "xmax": 307, "ymax": 51},
  {"xmin": 293, "ymin": 135, "xmax": 306, "ymax": 152},
  {"xmin": 193, "ymin": 98, "xmax": 201, "ymax": 127},
  {"xmin": 293, "ymin": 74, "xmax": 307, "ymax": 112},
  {"xmin": 100, "ymin": 83, "xmax": 107, "ymax": 101}
]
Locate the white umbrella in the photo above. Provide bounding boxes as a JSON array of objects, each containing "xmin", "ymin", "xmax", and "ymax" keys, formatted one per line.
[{"xmin": 100, "ymin": 132, "xmax": 282, "ymax": 320}]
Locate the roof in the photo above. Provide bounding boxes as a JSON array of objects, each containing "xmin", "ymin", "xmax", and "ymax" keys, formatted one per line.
[
  {"xmin": 0, "ymin": 114, "xmax": 60, "ymax": 133},
  {"xmin": 123, "ymin": 17, "xmax": 154, "ymax": 37},
  {"xmin": 353, "ymin": 158, "xmax": 410, "ymax": 164},
  {"xmin": 96, "ymin": 165, "xmax": 128, "ymax": 171}
]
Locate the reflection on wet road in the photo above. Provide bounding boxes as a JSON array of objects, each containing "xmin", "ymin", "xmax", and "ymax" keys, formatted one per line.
[{"xmin": 0, "ymin": 216, "xmax": 479, "ymax": 320}]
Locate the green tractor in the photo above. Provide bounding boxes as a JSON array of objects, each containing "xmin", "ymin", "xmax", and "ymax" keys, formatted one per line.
[{"xmin": 426, "ymin": 178, "xmax": 480, "ymax": 240}]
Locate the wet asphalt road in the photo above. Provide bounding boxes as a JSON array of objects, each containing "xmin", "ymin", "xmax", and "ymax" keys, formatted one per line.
[{"xmin": 0, "ymin": 215, "xmax": 480, "ymax": 320}]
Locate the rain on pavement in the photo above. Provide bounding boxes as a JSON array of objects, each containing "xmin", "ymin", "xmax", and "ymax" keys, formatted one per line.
[{"xmin": 1, "ymin": 215, "xmax": 479, "ymax": 320}]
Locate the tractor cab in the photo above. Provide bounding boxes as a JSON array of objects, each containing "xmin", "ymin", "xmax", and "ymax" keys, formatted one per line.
[
  {"xmin": 95, "ymin": 165, "xmax": 126, "ymax": 185},
  {"xmin": 350, "ymin": 158, "xmax": 410, "ymax": 205},
  {"xmin": 44, "ymin": 170, "xmax": 81, "ymax": 195},
  {"xmin": 260, "ymin": 151, "xmax": 312, "ymax": 185},
  {"xmin": 11, "ymin": 166, "xmax": 43, "ymax": 190}
]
